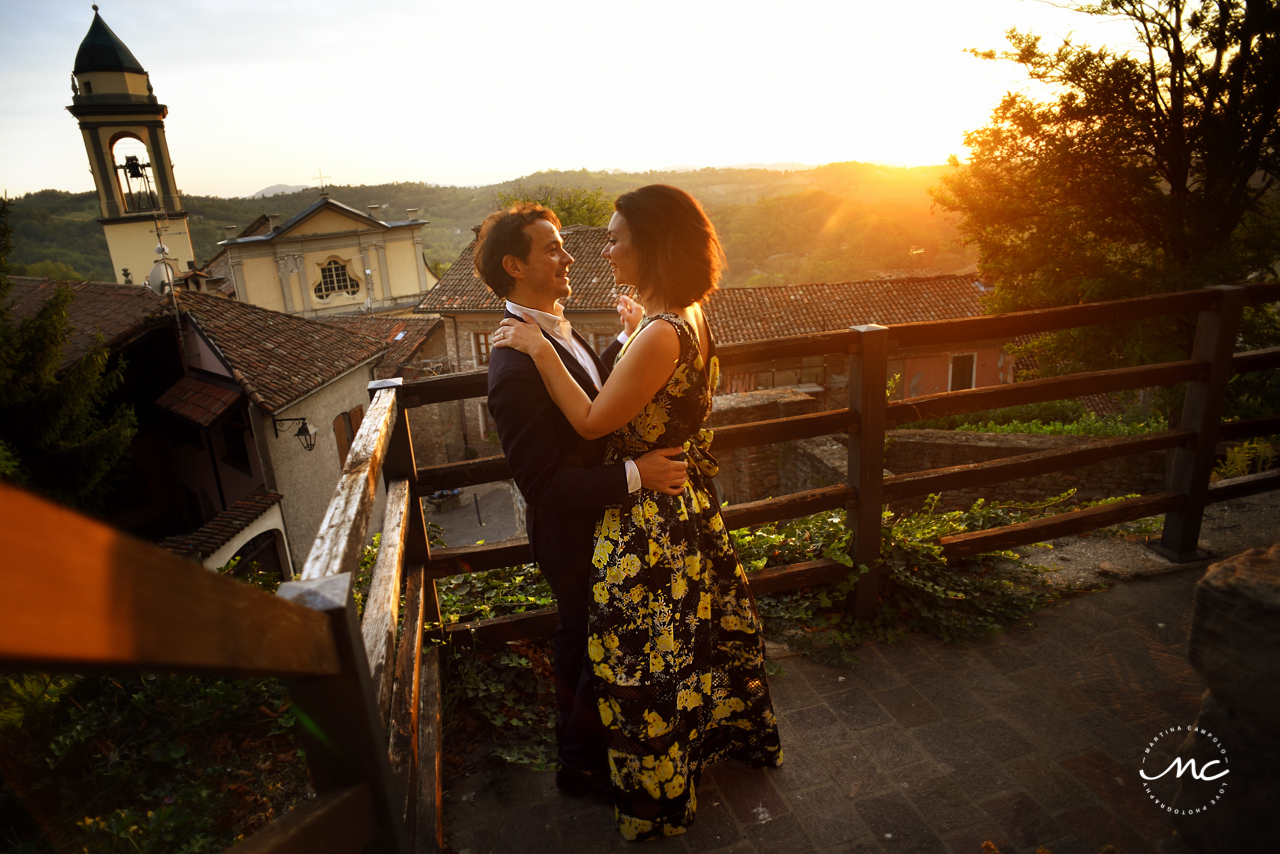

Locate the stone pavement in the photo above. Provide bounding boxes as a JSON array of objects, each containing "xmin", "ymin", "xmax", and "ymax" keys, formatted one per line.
[{"xmin": 444, "ymin": 567, "xmax": 1214, "ymax": 854}]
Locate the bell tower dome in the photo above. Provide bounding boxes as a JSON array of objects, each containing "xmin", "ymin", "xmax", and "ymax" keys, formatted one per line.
[{"xmin": 68, "ymin": 6, "xmax": 194, "ymax": 285}]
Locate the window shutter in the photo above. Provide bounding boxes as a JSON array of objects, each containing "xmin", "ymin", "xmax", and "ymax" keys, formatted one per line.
[
  {"xmin": 349, "ymin": 405, "xmax": 364, "ymax": 439},
  {"xmin": 334, "ymin": 413, "xmax": 350, "ymax": 467}
]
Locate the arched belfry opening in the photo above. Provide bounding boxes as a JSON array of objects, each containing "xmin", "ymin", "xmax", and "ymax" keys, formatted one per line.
[
  {"xmin": 110, "ymin": 135, "xmax": 159, "ymax": 213},
  {"xmin": 67, "ymin": 7, "xmax": 195, "ymax": 285}
]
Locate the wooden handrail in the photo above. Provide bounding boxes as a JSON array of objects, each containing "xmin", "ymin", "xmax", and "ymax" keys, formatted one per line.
[
  {"xmin": 882, "ymin": 430, "xmax": 1196, "ymax": 502},
  {"xmin": 1218, "ymin": 415, "xmax": 1280, "ymax": 441},
  {"xmin": 0, "ymin": 483, "xmax": 340, "ymax": 677},
  {"xmin": 362, "ymin": 479, "xmax": 412, "ymax": 719},
  {"xmin": 940, "ymin": 492, "xmax": 1184, "ymax": 560},
  {"xmin": 302, "ymin": 388, "xmax": 400, "ymax": 582},
  {"xmin": 1232, "ymin": 345, "xmax": 1280, "ymax": 375},
  {"xmin": 230, "ymin": 785, "xmax": 375, "ymax": 853},
  {"xmin": 712, "ymin": 409, "xmax": 854, "ymax": 452},
  {"xmin": 885, "ymin": 360, "xmax": 1208, "ymax": 427}
]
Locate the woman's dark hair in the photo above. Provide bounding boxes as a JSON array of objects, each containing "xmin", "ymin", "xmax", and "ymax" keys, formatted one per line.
[
  {"xmin": 473, "ymin": 203, "xmax": 561, "ymax": 297},
  {"xmin": 613, "ymin": 184, "xmax": 724, "ymax": 307}
]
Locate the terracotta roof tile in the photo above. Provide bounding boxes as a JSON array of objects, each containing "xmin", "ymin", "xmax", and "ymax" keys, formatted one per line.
[
  {"xmin": 704, "ymin": 274, "xmax": 986, "ymax": 345},
  {"xmin": 321, "ymin": 314, "xmax": 442, "ymax": 379},
  {"xmin": 6, "ymin": 277, "xmax": 174, "ymax": 369},
  {"xmin": 155, "ymin": 374, "xmax": 243, "ymax": 427},
  {"xmin": 417, "ymin": 225, "xmax": 617, "ymax": 314},
  {"xmin": 176, "ymin": 291, "xmax": 388, "ymax": 414},
  {"xmin": 160, "ymin": 487, "xmax": 283, "ymax": 561}
]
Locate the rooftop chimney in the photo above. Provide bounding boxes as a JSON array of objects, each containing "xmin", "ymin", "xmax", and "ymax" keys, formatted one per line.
[
  {"xmin": 187, "ymin": 260, "xmax": 196, "ymax": 270},
  {"xmin": 268, "ymin": 213, "xmax": 281, "ymax": 230},
  {"xmin": 367, "ymin": 205, "xmax": 380, "ymax": 220},
  {"xmin": 406, "ymin": 208, "xmax": 419, "ymax": 221},
  {"xmin": 224, "ymin": 225, "xmax": 237, "ymax": 239}
]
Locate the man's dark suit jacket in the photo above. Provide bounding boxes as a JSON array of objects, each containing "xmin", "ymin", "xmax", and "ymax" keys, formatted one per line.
[{"xmin": 486, "ymin": 310, "xmax": 625, "ymax": 772}]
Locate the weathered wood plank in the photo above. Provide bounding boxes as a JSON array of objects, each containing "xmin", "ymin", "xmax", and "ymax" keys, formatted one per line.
[
  {"xmin": 388, "ymin": 566, "xmax": 424, "ymax": 831},
  {"xmin": 712, "ymin": 409, "xmax": 854, "ymax": 453},
  {"xmin": 888, "ymin": 289, "xmax": 1220, "ymax": 351},
  {"xmin": 417, "ymin": 455, "xmax": 509, "ymax": 492},
  {"xmin": 721, "ymin": 486, "xmax": 856, "ymax": 531},
  {"xmin": 885, "ymin": 360, "xmax": 1207, "ymax": 428},
  {"xmin": 1242, "ymin": 281, "xmax": 1280, "ymax": 305},
  {"xmin": 748, "ymin": 559, "xmax": 854, "ymax": 595},
  {"xmin": 396, "ymin": 370, "xmax": 488, "ymax": 408},
  {"xmin": 1206, "ymin": 469, "xmax": 1280, "ymax": 504},
  {"xmin": 445, "ymin": 607, "xmax": 558, "ymax": 644},
  {"xmin": 718, "ymin": 330, "xmax": 858, "ymax": 369},
  {"xmin": 882, "ymin": 430, "xmax": 1196, "ymax": 502},
  {"xmin": 416, "ymin": 645, "xmax": 444, "ymax": 854},
  {"xmin": 278, "ymin": 573, "xmax": 411, "ymax": 853},
  {"xmin": 1158, "ymin": 287, "xmax": 1247, "ymax": 560},
  {"xmin": 226, "ymin": 784, "xmax": 374, "ymax": 854},
  {"xmin": 302, "ymin": 388, "xmax": 398, "ymax": 582},
  {"xmin": 427, "ymin": 540, "xmax": 532, "ymax": 578},
  {"xmin": 1231, "ymin": 346, "xmax": 1280, "ymax": 375},
  {"xmin": 0, "ymin": 483, "xmax": 339, "ymax": 677},
  {"xmin": 363, "ymin": 479, "xmax": 410, "ymax": 720},
  {"xmin": 849, "ymin": 325, "xmax": 889, "ymax": 620},
  {"xmin": 1218, "ymin": 415, "xmax": 1280, "ymax": 441},
  {"xmin": 939, "ymin": 493, "xmax": 1184, "ymax": 560}
]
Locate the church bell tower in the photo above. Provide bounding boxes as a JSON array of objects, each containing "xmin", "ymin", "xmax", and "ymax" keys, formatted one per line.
[{"xmin": 68, "ymin": 6, "xmax": 195, "ymax": 286}]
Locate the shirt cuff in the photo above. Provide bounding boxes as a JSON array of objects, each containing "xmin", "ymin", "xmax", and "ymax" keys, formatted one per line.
[
  {"xmin": 616, "ymin": 330, "xmax": 629, "ymax": 344},
  {"xmin": 624, "ymin": 459, "xmax": 641, "ymax": 493}
]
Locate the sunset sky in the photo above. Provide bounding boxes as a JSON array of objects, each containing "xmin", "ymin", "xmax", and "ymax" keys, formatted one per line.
[{"xmin": 1, "ymin": 0, "xmax": 1141, "ymax": 198}]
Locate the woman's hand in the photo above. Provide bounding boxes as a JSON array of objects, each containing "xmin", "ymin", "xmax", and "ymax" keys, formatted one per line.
[
  {"xmin": 492, "ymin": 316, "xmax": 548, "ymax": 357},
  {"xmin": 616, "ymin": 293, "xmax": 644, "ymax": 338}
]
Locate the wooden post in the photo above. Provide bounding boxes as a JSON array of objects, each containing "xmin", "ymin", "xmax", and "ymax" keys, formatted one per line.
[
  {"xmin": 1155, "ymin": 285, "xmax": 1247, "ymax": 561},
  {"xmin": 847, "ymin": 325, "xmax": 888, "ymax": 619},
  {"xmin": 278, "ymin": 573, "xmax": 411, "ymax": 854},
  {"xmin": 372, "ymin": 380, "xmax": 431, "ymax": 567}
]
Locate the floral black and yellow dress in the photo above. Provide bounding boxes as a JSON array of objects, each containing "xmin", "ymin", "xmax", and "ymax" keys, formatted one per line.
[{"xmin": 588, "ymin": 312, "xmax": 782, "ymax": 841}]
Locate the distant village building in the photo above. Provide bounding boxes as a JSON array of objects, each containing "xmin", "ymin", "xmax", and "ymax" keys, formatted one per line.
[
  {"xmin": 7, "ymin": 277, "xmax": 407, "ymax": 577},
  {"xmin": 704, "ymin": 274, "xmax": 1013, "ymax": 405}
]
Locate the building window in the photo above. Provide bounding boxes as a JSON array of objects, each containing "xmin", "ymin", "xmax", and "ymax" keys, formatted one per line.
[
  {"xmin": 315, "ymin": 259, "xmax": 360, "ymax": 300},
  {"xmin": 949, "ymin": 353, "xmax": 976, "ymax": 392},
  {"xmin": 473, "ymin": 332, "xmax": 491, "ymax": 367},
  {"xmin": 333, "ymin": 404, "xmax": 365, "ymax": 468}
]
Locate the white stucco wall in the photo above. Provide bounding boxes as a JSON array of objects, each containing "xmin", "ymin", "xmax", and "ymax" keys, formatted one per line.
[
  {"xmin": 202, "ymin": 502, "xmax": 292, "ymax": 571},
  {"xmin": 252, "ymin": 364, "xmax": 387, "ymax": 573}
]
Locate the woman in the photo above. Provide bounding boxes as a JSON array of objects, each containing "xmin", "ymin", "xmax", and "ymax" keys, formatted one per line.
[{"xmin": 493, "ymin": 185, "xmax": 782, "ymax": 841}]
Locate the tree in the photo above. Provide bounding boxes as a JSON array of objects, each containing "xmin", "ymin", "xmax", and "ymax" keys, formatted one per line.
[
  {"xmin": 933, "ymin": 0, "xmax": 1280, "ymax": 375},
  {"xmin": 493, "ymin": 183, "xmax": 614, "ymax": 227},
  {"xmin": 0, "ymin": 198, "xmax": 137, "ymax": 511},
  {"xmin": 15, "ymin": 260, "xmax": 85, "ymax": 281}
]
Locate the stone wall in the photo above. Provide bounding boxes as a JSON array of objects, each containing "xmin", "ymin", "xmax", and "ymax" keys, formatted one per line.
[{"xmin": 773, "ymin": 429, "xmax": 1167, "ymax": 513}]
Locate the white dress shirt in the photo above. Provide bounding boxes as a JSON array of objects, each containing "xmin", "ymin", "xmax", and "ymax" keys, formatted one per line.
[{"xmin": 506, "ymin": 300, "xmax": 640, "ymax": 492}]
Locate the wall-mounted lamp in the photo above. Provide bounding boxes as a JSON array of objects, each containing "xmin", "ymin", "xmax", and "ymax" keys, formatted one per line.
[{"xmin": 273, "ymin": 417, "xmax": 318, "ymax": 452}]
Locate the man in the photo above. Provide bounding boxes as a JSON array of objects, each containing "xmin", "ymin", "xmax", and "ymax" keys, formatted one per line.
[{"xmin": 478, "ymin": 204, "xmax": 686, "ymax": 797}]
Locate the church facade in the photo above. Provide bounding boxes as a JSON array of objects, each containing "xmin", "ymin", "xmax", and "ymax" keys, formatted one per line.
[{"xmin": 214, "ymin": 198, "xmax": 436, "ymax": 317}]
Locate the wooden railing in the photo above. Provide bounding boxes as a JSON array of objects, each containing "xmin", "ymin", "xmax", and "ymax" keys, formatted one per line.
[{"xmin": 2, "ymin": 280, "xmax": 1276, "ymax": 852}]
